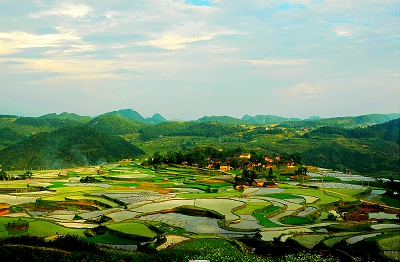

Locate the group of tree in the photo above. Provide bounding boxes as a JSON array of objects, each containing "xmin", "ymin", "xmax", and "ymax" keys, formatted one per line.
[{"xmin": 0, "ymin": 170, "xmax": 32, "ymax": 181}]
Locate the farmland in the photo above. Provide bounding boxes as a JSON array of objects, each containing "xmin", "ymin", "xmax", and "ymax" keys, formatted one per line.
[{"xmin": 0, "ymin": 163, "xmax": 399, "ymax": 261}]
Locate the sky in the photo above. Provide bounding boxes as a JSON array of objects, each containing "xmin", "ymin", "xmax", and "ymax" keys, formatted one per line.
[{"xmin": 0, "ymin": 0, "xmax": 399, "ymax": 120}]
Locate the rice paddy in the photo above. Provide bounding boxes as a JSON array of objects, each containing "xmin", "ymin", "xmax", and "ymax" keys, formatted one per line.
[{"xmin": 0, "ymin": 164, "xmax": 397, "ymax": 261}]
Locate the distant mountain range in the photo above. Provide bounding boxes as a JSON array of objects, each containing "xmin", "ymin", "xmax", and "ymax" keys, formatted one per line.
[
  {"xmin": 0, "ymin": 109, "xmax": 398, "ymax": 172},
  {"xmin": 3, "ymin": 109, "xmax": 399, "ymax": 126}
]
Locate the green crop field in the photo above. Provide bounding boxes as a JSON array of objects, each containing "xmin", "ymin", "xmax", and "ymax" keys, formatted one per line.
[
  {"xmin": 234, "ymin": 201, "xmax": 273, "ymax": 215},
  {"xmin": 281, "ymin": 216, "xmax": 313, "ymax": 225},
  {"xmin": 291, "ymin": 234, "xmax": 327, "ymax": 249},
  {"xmin": 253, "ymin": 206, "xmax": 283, "ymax": 227},
  {"xmin": 105, "ymin": 221, "xmax": 158, "ymax": 239},
  {"xmin": 283, "ymin": 188, "xmax": 341, "ymax": 207},
  {"xmin": 262, "ymin": 193, "xmax": 304, "ymax": 199}
]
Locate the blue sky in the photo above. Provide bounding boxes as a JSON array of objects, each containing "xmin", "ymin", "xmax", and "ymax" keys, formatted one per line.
[{"xmin": 0, "ymin": 0, "xmax": 399, "ymax": 120}]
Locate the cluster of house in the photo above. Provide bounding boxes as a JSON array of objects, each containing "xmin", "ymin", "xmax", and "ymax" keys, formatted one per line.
[
  {"xmin": 217, "ymin": 153, "xmax": 295, "ymax": 171},
  {"xmin": 236, "ymin": 178, "xmax": 278, "ymax": 188}
]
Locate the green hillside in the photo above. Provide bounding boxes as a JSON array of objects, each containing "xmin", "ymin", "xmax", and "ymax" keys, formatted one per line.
[
  {"xmin": 0, "ymin": 126, "xmax": 145, "ymax": 169},
  {"xmin": 145, "ymin": 113, "xmax": 167, "ymax": 124},
  {"xmin": 39, "ymin": 112, "xmax": 92, "ymax": 123},
  {"xmin": 105, "ymin": 108, "xmax": 146, "ymax": 122},
  {"xmin": 87, "ymin": 114, "xmax": 147, "ymax": 135},
  {"xmin": 197, "ymin": 115, "xmax": 249, "ymax": 125}
]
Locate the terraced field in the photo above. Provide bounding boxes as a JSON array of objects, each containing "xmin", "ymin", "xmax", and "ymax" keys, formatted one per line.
[{"xmin": 0, "ymin": 164, "xmax": 398, "ymax": 261}]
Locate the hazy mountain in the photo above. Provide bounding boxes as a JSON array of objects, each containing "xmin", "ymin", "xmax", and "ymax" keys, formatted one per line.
[
  {"xmin": 145, "ymin": 113, "xmax": 167, "ymax": 124},
  {"xmin": 307, "ymin": 116, "xmax": 322, "ymax": 120},
  {"xmin": 196, "ymin": 116, "xmax": 248, "ymax": 125},
  {"xmin": 39, "ymin": 112, "xmax": 92, "ymax": 123},
  {"xmin": 242, "ymin": 114, "xmax": 302, "ymax": 124},
  {"xmin": 0, "ymin": 126, "xmax": 145, "ymax": 169},
  {"xmin": 87, "ymin": 114, "xmax": 147, "ymax": 135},
  {"xmin": 105, "ymin": 109, "xmax": 146, "ymax": 122}
]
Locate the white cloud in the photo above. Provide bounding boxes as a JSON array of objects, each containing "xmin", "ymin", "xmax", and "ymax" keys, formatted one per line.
[
  {"xmin": 30, "ymin": 3, "xmax": 93, "ymax": 18},
  {"xmin": 247, "ymin": 59, "xmax": 309, "ymax": 66},
  {"xmin": 276, "ymin": 83, "xmax": 325, "ymax": 98},
  {"xmin": 0, "ymin": 29, "xmax": 94, "ymax": 55},
  {"xmin": 144, "ymin": 32, "xmax": 215, "ymax": 50},
  {"xmin": 139, "ymin": 22, "xmax": 237, "ymax": 50}
]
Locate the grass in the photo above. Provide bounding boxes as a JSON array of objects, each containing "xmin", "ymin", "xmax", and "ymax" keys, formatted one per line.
[
  {"xmin": 281, "ymin": 216, "xmax": 313, "ymax": 225},
  {"xmin": 377, "ymin": 234, "xmax": 400, "ymax": 250},
  {"xmin": 112, "ymin": 182, "xmax": 140, "ymax": 187},
  {"xmin": 283, "ymin": 188, "xmax": 341, "ymax": 208},
  {"xmin": 171, "ymin": 238, "xmax": 248, "ymax": 261},
  {"xmin": 86, "ymin": 233, "xmax": 141, "ymax": 244},
  {"xmin": 381, "ymin": 195, "xmax": 400, "ymax": 208},
  {"xmin": 0, "ymin": 184, "xmax": 28, "ymax": 189},
  {"xmin": 0, "ymin": 218, "xmax": 86, "ymax": 238},
  {"xmin": 290, "ymin": 234, "xmax": 327, "ymax": 249},
  {"xmin": 261, "ymin": 193, "xmax": 304, "ymax": 199},
  {"xmin": 367, "ymin": 232, "xmax": 399, "ymax": 242},
  {"xmin": 323, "ymin": 190, "xmax": 359, "ymax": 203},
  {"xmin": 324, "ymin": 188, "xmax": 366, "ymax": 196},
  {"xmin": 65, "ymin": 196, "xmax": 119, "ymax": 208},
  {"xmin": 105, "ymin": 221, "xmax": 158, "ymax": 239},
  {"xmin": 234, "ymin": 202, "xmax": 273, "ymax": 215},
  {"xmin": 377, "ymin": 234, "xmax": 400, "ymax": 261},
  {"xmin": 48, "ymin": 182, "xmax": 66, "ymax": 188},
  {"xmin": 253, "ymin": 206, "xmax": 283, "ymax": 227},
  {"xmin": 28, "ymin": 220, "xmax": 86, "ymax": 237}
]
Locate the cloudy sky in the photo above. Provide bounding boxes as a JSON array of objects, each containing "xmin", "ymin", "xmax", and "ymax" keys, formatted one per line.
[{"xmin": 0, "ymin": 0, "xmax": 399, "ymax": 120}]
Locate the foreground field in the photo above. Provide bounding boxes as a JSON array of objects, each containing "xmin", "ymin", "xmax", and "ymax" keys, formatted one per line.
[{"xmin": 0, "ymin": 164, "xmax": 399, "ymax": 261}]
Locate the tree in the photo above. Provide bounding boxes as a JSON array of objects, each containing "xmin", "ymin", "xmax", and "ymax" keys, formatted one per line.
[
  {"xmin": 151, "ymin": 152, "xmax": 163, "ymax": 165},
  {"xmin": 268, "ymin": 167, "xmax": 273, "ymax": 177},
  {"xmin": 165, "ymin": 151, "xmax": 177, "ymax": 164},
  {"xmin": 231, "ymin": 158, "xmax": 240, "ymax": 169},
  {"xmin": 0, "ymin": 170, "xmax": 8, "ymax": 181}
]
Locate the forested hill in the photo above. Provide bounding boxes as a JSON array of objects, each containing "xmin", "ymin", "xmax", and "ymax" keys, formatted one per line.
[
  {"xmin": 0, "ymin": 126, "xmax": 144, "ymax": 170},
  {"xmin": 242, "ymin": 114, "xmax": 302, "ymax": 124},
  {"xmin": 138, "ymin": 121, "xmax": 244, "ymax": 140},
  {"xmin": 309, "ymin": 118, "xmax": 400, "ymax": 144},
  {"xmin": 105, "ymin": 109, "xmax": 167, "ymax": 124},
  {"xmin": 38, "ymin": 112, "xmax": 92, "ymax": 123},
  {"xmin": 279, "ymin": 113, "xmax": 400, "ymax": 129},
  {"xmin": 87, "ymin": 114, "xmax": 147, "ymax": 135}
]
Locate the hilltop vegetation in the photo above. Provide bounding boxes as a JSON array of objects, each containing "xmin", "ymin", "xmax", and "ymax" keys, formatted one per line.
[
  {"xmin": 0, "ymin": 126, "xmax": 144, "ymax": 169},
  {"xmin": 87, "ymin": 114, "xmax": 146, "ymax": 135}
]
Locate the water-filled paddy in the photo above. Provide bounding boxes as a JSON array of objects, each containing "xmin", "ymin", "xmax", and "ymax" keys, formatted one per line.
[
  {"xmin": 78, "ymin": 208, "xmax": 122, "ymax": 220},
  {"xmin": 297, "ymin": 207, "xmax": 317, "ymax": 217},
  {"xmin": 194, "ymin": 198, "xmax": 243, "ymax": 221},
  {"xmin": 133, "ymin": 199, "xmax": 195, "ymax": 213},
  {"xmin": 0, "ymin": 195, "xmax": 37, "ymax": 205},
  {"xmin": 107, "ymin": 210, "xmax": 142, "ymax": 222},
  {"xmin": 102, "ymin": 192, "xmax": 176, "ymax": 204},
  {"xmin": 138, "ymin": 213, "xmax": 233, "ymax": 234},
  {"xmin": 371, "ymin": 223, "xmax": 400, "ymax": 230},
  {"xmin": 346, "ymin": 233, "xmax": 381, "ymax": 244},
  {"xmin": 369, "ymin": 212, "xmax": 398, "ymax": 220},
  {"xmin": 229, "ymin": 215, "xmax": 263, "ymax": 230}
]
